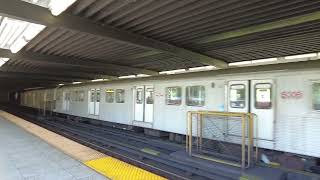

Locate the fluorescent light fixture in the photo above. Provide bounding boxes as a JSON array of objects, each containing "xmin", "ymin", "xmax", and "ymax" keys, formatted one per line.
[
  {"xmin": 136, "ymin": 74, "xmax": 151, "ymax": 77},
  {"xmin": 49, "ymin": 0, "xmax": 77, "ymax": 16},
  {"xmin": 189, "ymin": 65, "xmax": 216, "ymax": 71},
  {"xmin": 58, "ymin": 83, "xmax": 64, "ymax": 86},
  {"xmin": 72, "ymin": 81, "xmax": 82, "ymax": 84},
  {"xmin": 228, "ymin": 61, "xmax": 251, "ymax": 66},
  {"xmin": 285, "ymin": 53, "xmax": 317, "ymax": 60},
  {"xmin": 0, "ymin": 58, "xmax": 9, "ymax": 67},
  {"xmin": 159, "ymin": 69, "xmax": 186, "ymax": 75},
  {"xmin": 251, "ymin": 58, "xmax": 277, "ymax": 64},
  {"xmin": 119, "ymin": 75, "xmax": 136, "ymax": 79},
  {"xmin": 91, "ymin": 79, "xmax": 107, "ymax": 82},
  {"xmin": 0, "ymin": 17, "xmax": 46, "ymax": 53},
  {"xmin": 24, "ymin": 87, "xmax": 44, "ymax": 90}
]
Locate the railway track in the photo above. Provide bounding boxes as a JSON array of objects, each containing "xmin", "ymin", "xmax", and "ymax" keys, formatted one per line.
[{"xmin": 3, "ymin": 105, "xmax": 241, "ymax": 180}]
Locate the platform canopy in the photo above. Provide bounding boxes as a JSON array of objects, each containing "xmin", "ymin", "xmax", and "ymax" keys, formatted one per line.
[{"xmin": 0, "ymin": 0, "xmax": 320, "ymax": 90}]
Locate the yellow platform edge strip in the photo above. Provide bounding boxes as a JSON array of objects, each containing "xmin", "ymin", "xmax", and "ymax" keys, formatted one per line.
[{"xmin": 85, "ymin": 157, "xmax": 167, "ymax": 180}]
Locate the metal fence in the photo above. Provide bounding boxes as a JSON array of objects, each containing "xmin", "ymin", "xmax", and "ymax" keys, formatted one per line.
[{"xmin": 186, "ymin": 111, "xmax": 258, "ymax": 169}]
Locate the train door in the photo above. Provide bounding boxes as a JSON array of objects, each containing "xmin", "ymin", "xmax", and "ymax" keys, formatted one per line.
[
  {"xmin": 250, "ymin": 80, "xmax": 274, "ymax": 141},
  {"xmin": 88, "ymin": 88, "xmax": 100, "ymax": 116},
  {"xmin": 228, "ymin": 80, "xmax": 275, "ymax": 141},
  {"xmin": 62, "ymin": 91, "xmax": 70, "ymax": 111},
  {"xmin": 134, "ymin": 85, "xmax": 154, "ymax": 123}
]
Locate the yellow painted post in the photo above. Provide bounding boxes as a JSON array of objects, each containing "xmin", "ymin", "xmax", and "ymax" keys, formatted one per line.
[
  {"xmin": 254, "ymin": 115, "xmax": 259, "ymax": 162},
  {"xmin": 241, "ymin": 115, "xmax": 246, "ymax": 170},
  {"xmin": 186, "ymin": 112, "xmax": 190, "ymax": 153},
  {"xmin": 189, "ymin": 112, "xmax": 193, "ymax": 156}
]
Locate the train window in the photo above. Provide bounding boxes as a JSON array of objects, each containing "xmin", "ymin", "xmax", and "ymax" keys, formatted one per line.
[
  {"xmin": 313, "ymin": 83, "xmax": 320, "ymax": 110},
  {"xmin": 166, "ymin": 87, "xmax": 182, "ymax": 105},
  {"xmin": 255, "ymin": 83, "xmax": 272, "ymax": 109},
  {"xmin": 73, "ymin": 91, "xmax": 78, "ymax": 101},
  {"xmin": 116, "ymin": 89, "xmax": 125, "ymax": 103},
  {"xmin": 230, "ymin": 84, "xmax": 246, "ymax": 108},
  {"xmin": 186, "ymin": 86, "xmax": 205, "ymax": 106},
  {"xmin": 105, "ymin": 89, "xmax": 114, "ymax": 103},
  {"xmin": 56, "ymin": 91, "xmax": 61, "ymax": 101},
  {"xmin": 136, "ymin": 88, "xmax": 144, "ymax": 104},
  {"xmin": 146, "ymin": 88, "xmax": 154, "ymax": 104},
  {"xmin": 79, "ymin": 91, "xmax": 84, "ymax": 102}
]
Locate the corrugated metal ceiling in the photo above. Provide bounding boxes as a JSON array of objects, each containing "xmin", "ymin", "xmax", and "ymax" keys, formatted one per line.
[{"xmin": 1, "ymin": 0, "xmax": 320, "ymax": 90}]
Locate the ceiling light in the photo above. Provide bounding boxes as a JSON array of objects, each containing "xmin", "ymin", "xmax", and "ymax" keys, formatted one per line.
[
  {"xmin": 285, "ymin": 53, "xmax": 317, "ymax": 60},
  {"xmin": 72, "ymin": 82, "xmax": 81, "ymax": 84},
  {"xmin": 91, "ymin": 79, "xmax": 105, "ymax": 82},
  {"xmin": 189, "ymin": 66, "xmax": 216, "ymax": 71},
  {"xmin": 251, "ymin": 58, "xmax": 277, "ymax": 64},
  {"xmin": 159, "ymin": 69, "xmax": 186, "ymax": 75},
  {"xmin": 119, "ymin": 75, "xmax": 136, "ymax": 79},
  {"xmin": 24, "ymin": 87, "xmax": 44, "ymax": 90},
  {"xmin": 49, "ymin": 0, "xmax": 77, "ymax": 16},
  {"xmin": 58, "ymin": 83, "xmax": 64, "ymax": 86},
  {"xmin": 0, "ymin": 58, "xmax": 9, "ymax": 67},
  {"xmin": 228, "ymin": 61, "xmax": 252, "ymax": 66},
  {"xmin": 136, "ymin": 74, "xmax": 151, "ymax": 77}
]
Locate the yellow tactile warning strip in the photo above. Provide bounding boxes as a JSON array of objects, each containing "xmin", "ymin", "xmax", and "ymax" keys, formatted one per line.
[
  {"xmin": 0, "ymin": 110, "xmax": 168, "ymax": 180},
  {"xmin": 85, "ymin": 157, "xmax": 167, "ymax": 180}
]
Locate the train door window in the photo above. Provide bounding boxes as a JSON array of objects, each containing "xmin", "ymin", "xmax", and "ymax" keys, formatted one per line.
[
  {"xmin": 230, "ymin": 84, "xmax": 246, "ymax": 108},
  {"xmin": 96, "ymin": 89, "xmax": 100, "ymax": 102},
  {"xmin": 255, "ymin": 83, "xmax": 272, "ymax": 109},
  {"xmin": 166, "ymin": 87, "xmax": 182, "ymax": 105},
  {"xmin": 116, "ymin": 89, "xmax": 125, "ymax": 103},
  {"xmin": 105, "ymin": 89, "xmax": 114, "ymax": 103},
  {"xmin": 312, "ymin": 83, "xmax": 320, "ymax": 110},
  {"xmin": 186, "ymin": 86, "xmax": 205, "ymax": 106},
  {"xmin": 136, "ymin": 88, "xmax": 144, "ymax": 104},
  {"xmin": 90, "ymin": 90, "xmax": 95, "ymax": 102},
  {"xmin": 146, "ymin": 88, "xmax": 154, "ymax": 104}
]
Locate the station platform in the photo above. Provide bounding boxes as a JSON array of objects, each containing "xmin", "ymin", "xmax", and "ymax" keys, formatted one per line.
[
  {"xmin": 0, "ymin": 116, "xmax": 108, "ymax": 180},
  {"xmin": 0, "ymin": 110, "xmax": 165, "ymax": 180}
]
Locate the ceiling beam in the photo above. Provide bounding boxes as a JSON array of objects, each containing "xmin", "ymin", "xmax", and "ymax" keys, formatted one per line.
[
  {"xmin": 0, "ymin": 0, "xmax": 227, "ymax": 68},
  {"xmin": 2, "ymin": 65, "xmax": 108, "ymax": 80},
  {"xmin": 0, "ymin": 48, "xmax": 157, "ymax": 76},
  {"xmin": 0, "ymin": 71, "xmax": 85, "ymax": 82},
  {"xmin": 3, "ymin": 63, "xmax": 118, "ymax": 80},
  {"xmin": 196, "ymin": 11, "xmax": 320, "ymax": 44}
]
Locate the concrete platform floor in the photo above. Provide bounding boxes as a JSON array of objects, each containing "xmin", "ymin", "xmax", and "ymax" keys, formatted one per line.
[{"xmin": 0, "ymin": 117, "xmax": 108, "ymax": 180}]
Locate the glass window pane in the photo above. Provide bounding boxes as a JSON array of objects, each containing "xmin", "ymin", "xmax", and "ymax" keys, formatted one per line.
[
  {"xmin": 146, "ymin": 88, "xmax": 154, "ymax": 104},
  {"xmin": 136, "ymin": 88, "xmax": 143, "ymax": 104},
  {"xmin": 79, "ymin": 91, "xmax": 84, "ymax": 102},
  {"xmin": 230, "ymin": 84, "xmax": 246, "ymax": 108},
  {"xmin": 255, "ymin": 83, "xmax": 272, "ymax": 109},
  {"xmin": 116, "ymin": 89, "xmax": 125, "ymax": 103},
  {"xmin": 105, "ymin": 89, "xmax": 114, "ymax": 103},
  {"xmin": 313, "ymin": 83, "xmax": 320, "ymax": 110},
  {"xmin": 96, "ymin": 89, "xmax": 100, "ymax": 102},
  {"xmin": 186, "ymin": 86, "xmax": 205, "ymax": 106},
  {"xmin": 90, "ymin": 90, "xmax": 95, "ymax": 102},
  {"xmin": 166, "ymin": 87, "xmax": 182, "ymax": 105}
]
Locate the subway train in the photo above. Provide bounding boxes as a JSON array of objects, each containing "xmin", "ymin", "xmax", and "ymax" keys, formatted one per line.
[{"xmin": 19, "ymin": 67, "xmax": 320, "ymax": 159}]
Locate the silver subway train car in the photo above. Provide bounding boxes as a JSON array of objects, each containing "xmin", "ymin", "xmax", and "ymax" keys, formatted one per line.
[{"xmin": 20, "ymin": 68, "xmax": 320, "ymax": 159}]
